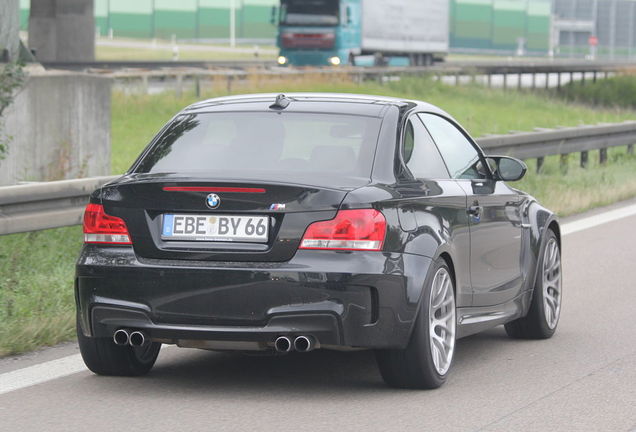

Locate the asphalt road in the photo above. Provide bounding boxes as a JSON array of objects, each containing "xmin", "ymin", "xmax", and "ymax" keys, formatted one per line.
[{"xmin": 2, "ymin": 203, "xmax": 636, "ymax": 432}]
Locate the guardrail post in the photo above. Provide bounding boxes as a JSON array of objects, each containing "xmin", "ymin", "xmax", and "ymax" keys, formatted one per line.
[
  {"xmin": 581, "ymin": 72, "xmax": 586, "ymax": 85},
  {"xmin": 175, "ymin": 74, "xmax": 183, "ymax": 98},
  {"xmin": 455, "ymin": 72, "xmax": 460, "ymax": 86},
  {"xmin": 487, "ymin": 73, "xmax": 492, "ymax": 88},
  {"xmin": 531, "ymin": 72, "xmax": 536, "ymax": 90},
  {"xmin": 580, "ymin": 151, "xmax": 589, "ymax": 168},
  {"xmin": 517, "ymin": 73, "xmax": 522, "ymax": 90},
  {"xmin": 536, "ymin": 157, "xmax": 545, "ymax": 173},
  {"xmin": 194, "ymin": 76, "xmax": 201, "ymax": 97},
  {"xmin": 560, "ymin": 154, "xmax": 569, "ymax": 174},
  {"xmin": 599, "ymin": 148, "xmax": 608, "ymax": 164},
  {"xmin": 557, "ymin": 72, "xmax": 561, "ymax": 90},
  {"xmin": 227, "ymin": 75, "xmax": 233, "ymax": 93},
  {"xmin": 503, "ymin": 73, "xmax": 508, "ymax": 90},
  {"xmin": 628, "ymin": 144, "xmax": 634, "ymax": 155},
  {"xmin": 593, "ymin": 71, "xmax": 597, "ymax": 83},
  {"xmin": 545, "ymin": 73, "xmax": 550, "ymax": 89},
  {"xmin": 141, "ymin": 75, "xmax": 149, "ymax": 94}
]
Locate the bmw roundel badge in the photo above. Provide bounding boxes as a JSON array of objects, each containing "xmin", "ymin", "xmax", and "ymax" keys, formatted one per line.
[{"xmin": 206, "ymin": 193, "xmax": 221, "ymax": 209}]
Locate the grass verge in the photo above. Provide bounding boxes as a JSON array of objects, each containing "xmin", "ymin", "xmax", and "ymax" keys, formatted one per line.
[
  {"xmin": 0, "ymin": 226, "xmax": 82, "ymax": 356},
  {"xmin": 2, "ymin": 76, "xmax": 635, "ymax": 356}
]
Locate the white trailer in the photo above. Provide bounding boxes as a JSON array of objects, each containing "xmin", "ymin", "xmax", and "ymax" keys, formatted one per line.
[{"xmin": 360, "ymin": 0, "xmax": 449, "ymax": 64}]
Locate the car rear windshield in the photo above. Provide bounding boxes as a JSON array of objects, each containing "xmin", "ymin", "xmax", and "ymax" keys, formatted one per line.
[{"xmin": 133, "ymin": 112, "xmax": 382, "ymax": 185}]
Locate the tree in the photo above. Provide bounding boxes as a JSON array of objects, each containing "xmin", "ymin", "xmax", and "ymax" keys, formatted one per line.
[{"xmin": 0, "ymin": 62, "xmax": 25, "ymax": 159}]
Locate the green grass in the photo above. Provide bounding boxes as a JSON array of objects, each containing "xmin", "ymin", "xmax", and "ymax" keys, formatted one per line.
[
  {"xmin": 2, "ymin": 75, "xmax": 636, "ymax": 356},
  {"xmin": 0, "ymin": 226, "xmax": 82, "ymax": 356},
  {"xmin": 516, "ymin": 147, "xmax": 636, "ymax": 216}
]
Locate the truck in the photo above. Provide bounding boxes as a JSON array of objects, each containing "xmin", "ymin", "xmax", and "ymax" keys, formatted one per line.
[{"xmin": 274, "ymin": 0, "xmax": 449, "ymax": 67}]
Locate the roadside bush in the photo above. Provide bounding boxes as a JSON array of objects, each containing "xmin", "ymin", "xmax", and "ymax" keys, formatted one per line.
[{"xmin": 558, "ymin": 74, "xmax": 636, "ymax": 109}]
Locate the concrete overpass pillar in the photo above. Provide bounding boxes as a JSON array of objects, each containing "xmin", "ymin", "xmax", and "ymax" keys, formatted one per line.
[
  {"xmin": 0, "ymin": 0, "xmax": 20, "ymax": 61},
  {"xmin": 28, "ymin": 0, "xmax": 95, "ymax": 62}
]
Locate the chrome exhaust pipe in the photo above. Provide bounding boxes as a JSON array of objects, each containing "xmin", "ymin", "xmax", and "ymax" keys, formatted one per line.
[
  {"xmin": 293, "ymin": 336, "xmax": 315, "ymax": 352},
  {"xmin": 113, "ymin": 329, "xmax": 130, "ymax": 346},
  {"xmin": 274, "ymin": 336, "xmax": 292, "ymax": 353},
  {"xmin": 129, "ymin": 330, "xmax": 147, "ymax": 347}
]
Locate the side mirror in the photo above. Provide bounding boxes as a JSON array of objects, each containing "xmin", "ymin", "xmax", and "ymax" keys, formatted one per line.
[
  {"xmin": 270, "ymin": 6, "xmax": 278, "ymax": 25},
  {"xmin": 487, "ymin": 156, "xmax": 527, "ymax": 181}
]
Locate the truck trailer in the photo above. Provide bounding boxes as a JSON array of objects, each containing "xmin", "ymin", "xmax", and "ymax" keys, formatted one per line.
[{"xmin": 275, "ymin": 0, "xmax": 449, "ymax": 67}]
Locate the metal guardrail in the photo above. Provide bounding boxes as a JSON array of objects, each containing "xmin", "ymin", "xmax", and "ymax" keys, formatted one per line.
[
  {"xmin": 477, "ymin": 121, "xmax": 636, "ymax": 159},
  {"xmin": 1, "ymin": 121, "xmax": 635, "ymax": 236},
  {"xmin": 41, "ymin": 59, "xmax": 273, "ymax": 71},
  {"xmin": 0, "ymin": 176, "xmax": 116, "ymax": 235},
  {"xmin": 46, "ymin": 59, "xmax": 636, "ymax": 95},
  {"xmin": 44, "ymin": 59, "xmax": 635, "ymax": 74}
]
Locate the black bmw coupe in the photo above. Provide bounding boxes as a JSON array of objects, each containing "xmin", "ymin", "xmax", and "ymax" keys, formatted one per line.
[{"xmin": 76, "ymin": 93, "xmax": 562, "ymax": 389}]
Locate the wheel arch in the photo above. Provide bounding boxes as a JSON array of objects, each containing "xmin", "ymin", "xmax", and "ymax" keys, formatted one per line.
[
  {"xmin": 524, "ymin": 201, "xmax": 561, "ymax": 314},
  {"xmin": 548, "ymin": 219, "xmax": 561, "ymax": 249},
  {"xmin": 438, "ymin": 251, "xmax": 456, "ymax": 295},
  {"xmin": 405, "ymin": 246, "xmax": 458, "ymax": 340}
]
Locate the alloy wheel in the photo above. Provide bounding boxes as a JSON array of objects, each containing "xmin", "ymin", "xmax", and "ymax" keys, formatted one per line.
[
  {"xmin": 429, "ymin": 267, "xmax": 456, "ymax": 375},
  {"xmin": 542, "ymin": 238, "xmax": 562, "ymax": 329}
]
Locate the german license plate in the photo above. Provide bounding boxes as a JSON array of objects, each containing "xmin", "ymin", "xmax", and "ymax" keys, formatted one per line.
[{"xmin": 161, "ymin": 214, "xmax": 269, "ymax": 242}]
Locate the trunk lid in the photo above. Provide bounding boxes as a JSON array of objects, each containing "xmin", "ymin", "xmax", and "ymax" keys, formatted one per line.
[{"xmin": 100, "ymin": 174, "xmax": 355, "ymax": 262}]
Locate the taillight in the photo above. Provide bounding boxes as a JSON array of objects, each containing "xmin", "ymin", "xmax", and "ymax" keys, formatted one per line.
[
  {"xmin": 299, "ymin": 209, "xmax": 386, "ymax": 251},
  {"xmin": 83, "ymin": 203, "xmax": 132, "ymax": 245}
]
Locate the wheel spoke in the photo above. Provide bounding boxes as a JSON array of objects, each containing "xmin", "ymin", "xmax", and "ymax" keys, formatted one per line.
[
  {"xmin": 429, "ymin": 267, "xmax": 456, "ymax": 375},
  {"xmin": 542, "ymin": 238, "xmax": 562, "ymax": 329},
  {"xmin": 432, "ymin": 332, "xmax": 447, "ymax": 354},
  {"xmin": 435, "ymin": 307, "xmax": 454, "ymax": 324}
]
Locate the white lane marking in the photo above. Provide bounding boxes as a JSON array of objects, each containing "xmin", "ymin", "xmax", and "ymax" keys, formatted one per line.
[
  {"xmin": 0, "ymin": 354, "xmax": 85, "ymax": 396},
  {"xmin": 2, "ymin": 203, "xmax": 636, "ymax": 395},
  {"xmin": 561, "ymin": 204, "xmax": 636, "ymax": 236}
]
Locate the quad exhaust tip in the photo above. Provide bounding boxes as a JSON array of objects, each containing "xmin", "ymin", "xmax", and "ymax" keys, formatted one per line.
[
  {"xmin": 293, "ymin": 336, "xmax": 314, "ymax": 352},
  {"xmin": 113, "ymin": 329, "xmax": 130, "ymax": 346},
  {"xmin": 273, "ymin": 335, "xmax": 316, "ymax": 353},
  {"xmin": 129, "ymin": 331, "xmax": 147, "ymax": 347},
  {"xmin": 274, "ymin": 336, "xmax": 292, "ymax": 352},
  {"xmin": 113, "ymin": 329, "xmax": 148, "ymax": 347}
]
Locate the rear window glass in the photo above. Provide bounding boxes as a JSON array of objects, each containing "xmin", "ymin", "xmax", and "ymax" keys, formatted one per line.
[{"xmin": 134, "ymin": 112, "xmax": 382, "ymax": 182}]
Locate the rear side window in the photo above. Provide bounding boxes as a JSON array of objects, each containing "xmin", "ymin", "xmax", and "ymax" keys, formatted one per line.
[
  {"xmin": 402, "ymin": 117, "xmax": 450, "ymax": 179},
  {"xmin": 134, "ymin": 112, "xmax": 382, "ymax": 181},
  {"xmin": 418, "ymin": 113, "xmax": 485, "ymax": 180}
]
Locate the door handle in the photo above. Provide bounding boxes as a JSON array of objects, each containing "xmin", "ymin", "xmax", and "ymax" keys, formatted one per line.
[
  {"xmin": 467, "ymin": 204, "xmax": 482, "ymax": 220},
  {"xmin": 467, "ymin": 205, "xmax": 481, "ymax": 216}
]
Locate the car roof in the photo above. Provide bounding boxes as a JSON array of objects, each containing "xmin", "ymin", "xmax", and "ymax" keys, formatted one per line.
[{"xmin": 184, "ymin": 92, "xmax": 450, "ymax": 119}]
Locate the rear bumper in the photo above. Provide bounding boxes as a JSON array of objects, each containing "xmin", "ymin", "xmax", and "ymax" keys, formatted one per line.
[{"xmin": 76, "ymin": 246, "xmax": 432, "ymax": 350}]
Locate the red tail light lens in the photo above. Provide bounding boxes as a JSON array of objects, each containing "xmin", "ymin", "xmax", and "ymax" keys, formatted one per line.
[
  {"xmin": 83, "ymin": 203, "xmax": 132, "ymax": 245},
  {"xmin": 299, "ymin": 209, "xmax": 386, "ymax": 251}
]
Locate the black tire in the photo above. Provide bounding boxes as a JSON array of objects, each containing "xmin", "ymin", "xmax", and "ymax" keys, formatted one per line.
[
  {"xmin": 375, "ymin": 258, "xmax": 456, "ymax": 389},
  {"xmin": 505, "ymin": 229, "xmax": 561, "ymax": 339},
  {"xmin": 77, "ymin": 317, "xmax": 161, "ymax": 376}
]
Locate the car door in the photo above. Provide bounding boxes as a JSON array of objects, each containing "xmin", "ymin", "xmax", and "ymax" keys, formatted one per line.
[
  {"xmin": 419, "ymin": 113, "xmax": 524, "ymax": 307},
  {"xmin": 394, "ymin": 114, "xmax": 472, "ymax": 308}
]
